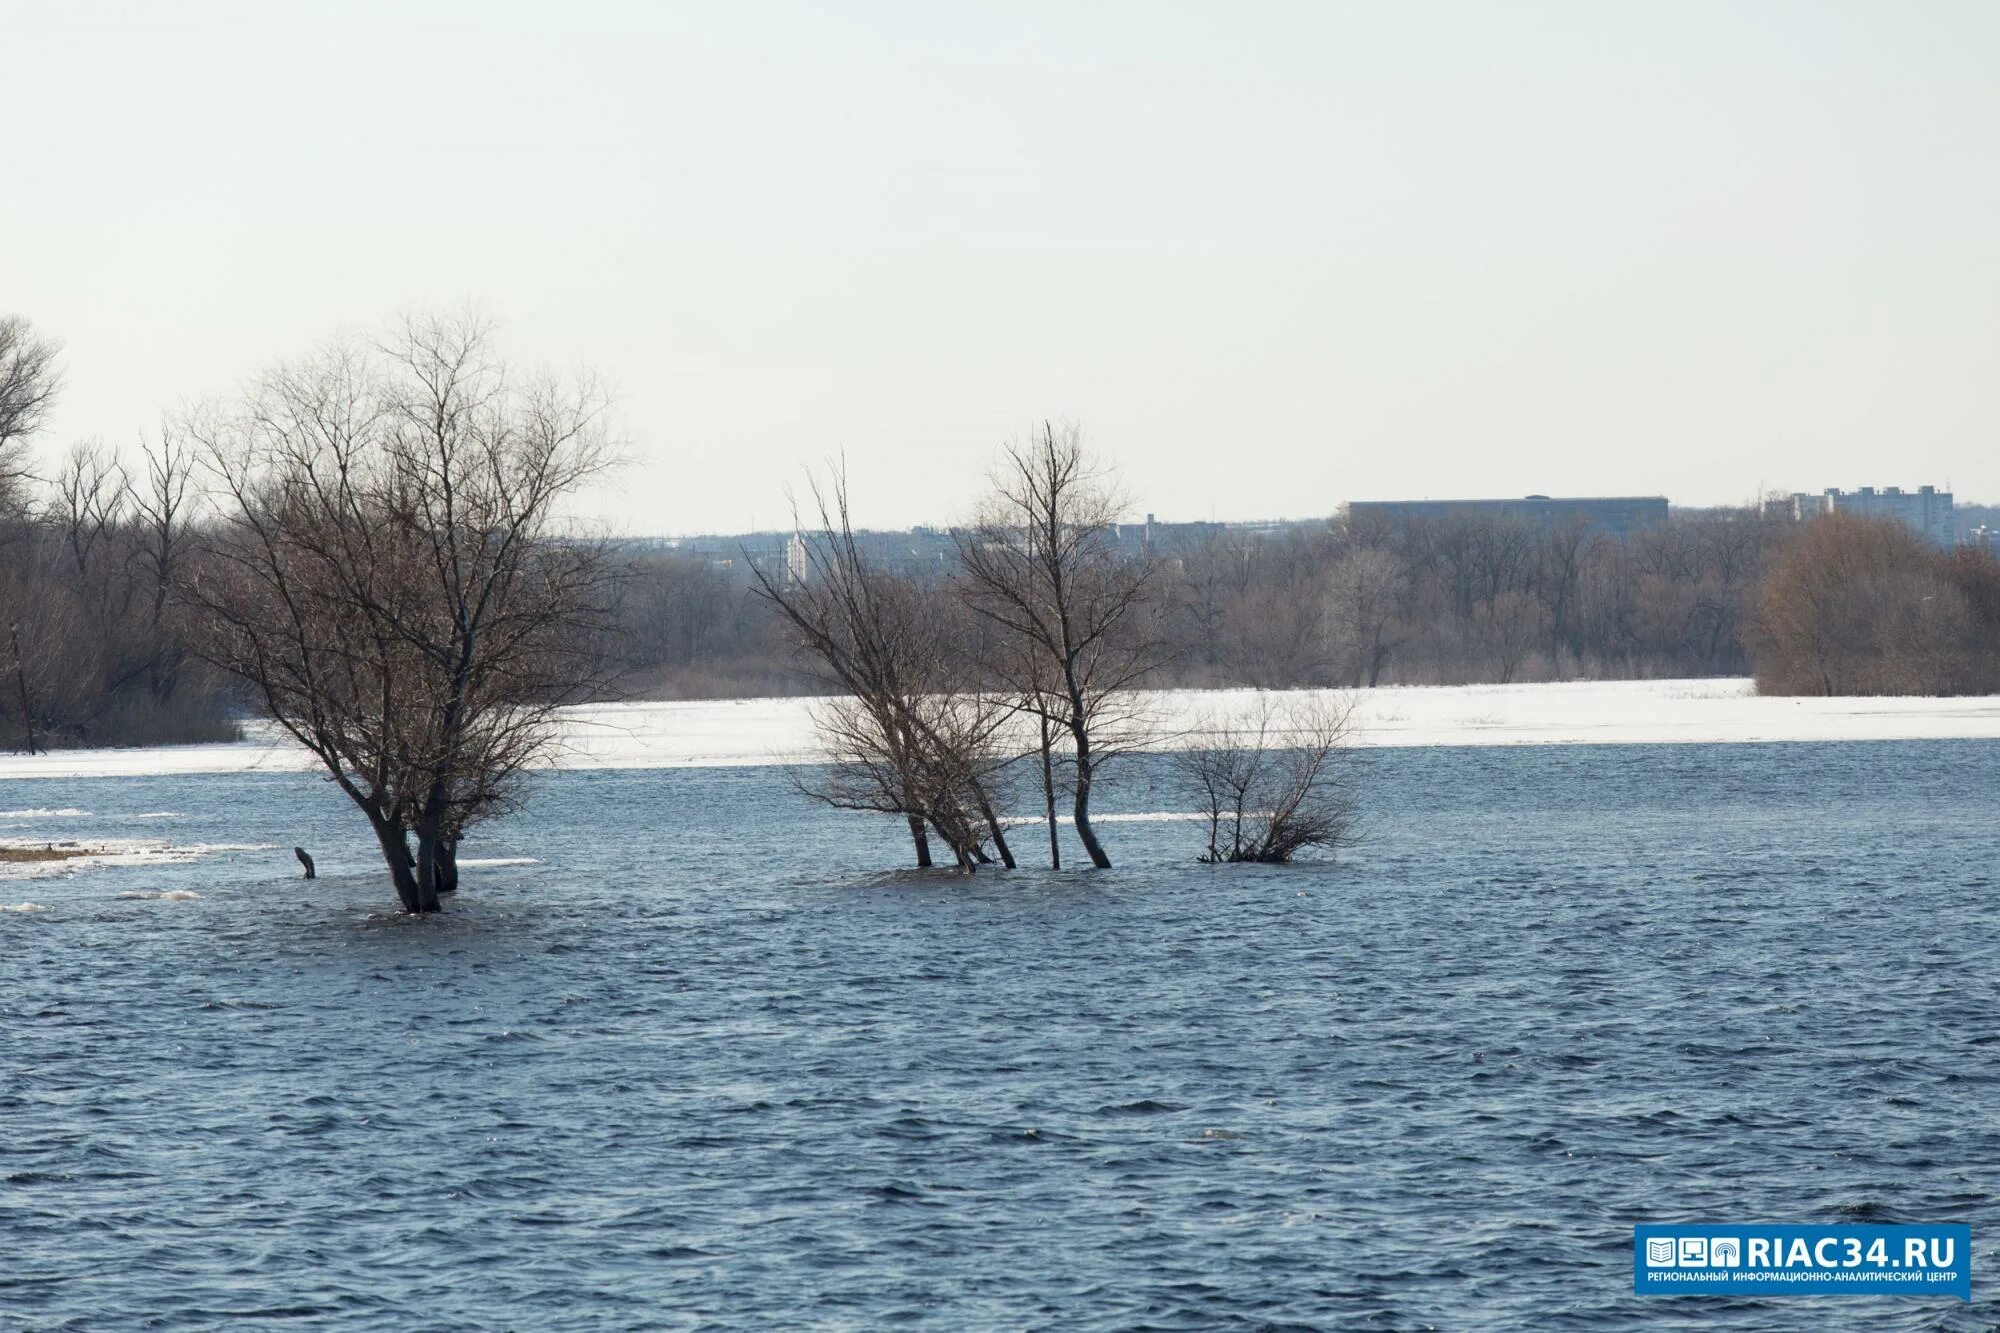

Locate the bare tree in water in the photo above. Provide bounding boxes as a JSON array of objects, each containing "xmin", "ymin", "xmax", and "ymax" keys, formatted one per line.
[
  {"xmin": 955, "ymin": 424, "xmax": 1163, "ymax": 868},
  {"xmin": 1176, "ymin": 695, "xmax": 1360, "ymax": 863},
  {"xmin": 185, "ymin": 314, "xmax": 617, "ymax": 913},
  {"xmin": 753, "ymin": 465, "xmax": 1016, "ymax": 871}
]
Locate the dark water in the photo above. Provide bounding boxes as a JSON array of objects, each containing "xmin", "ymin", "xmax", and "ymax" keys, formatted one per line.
[{"xmin": 2, "ymin": 741, "xmax": 1996, "ymax": 1330}]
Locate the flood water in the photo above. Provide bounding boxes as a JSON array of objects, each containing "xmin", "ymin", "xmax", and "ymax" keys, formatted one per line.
[{"xmin": 3, "ymin": 741, "xmax": 1996, "ymax": 1329}]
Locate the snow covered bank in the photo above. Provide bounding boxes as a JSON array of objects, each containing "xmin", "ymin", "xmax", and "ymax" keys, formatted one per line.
[{"xmin": 0, "ymin": 679, "xmax": 1996, "ymax": 781}]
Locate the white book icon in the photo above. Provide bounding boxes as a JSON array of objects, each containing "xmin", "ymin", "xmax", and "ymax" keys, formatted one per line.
[{"xmin": 1647, "ymin": 1238, "xmax": 1676, "ymax": 1266}]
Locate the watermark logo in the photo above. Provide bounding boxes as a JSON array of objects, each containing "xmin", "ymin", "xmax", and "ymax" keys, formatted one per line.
[{"xmin": 1634, "ymin": 1224, "xmax": 1969, "ymax": 1301}]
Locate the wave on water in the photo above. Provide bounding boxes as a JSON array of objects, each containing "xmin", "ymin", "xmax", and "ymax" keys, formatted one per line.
[
  {"xmin": 456, "ymin": 857, "xmax": 540, "ymax": 867},
  {"xmin": 115, "ymin": 890, "xmax": 201, "ymax": 901},
  {"xmin": 4, "ymin": 745, "xmax": 1997, "ymax": 1330},
  {"xmin": 0, "ymin": 901, "xmax": 49, "ymax": 912},
  {"xmin": 0, "ymin": 808, "xmax": 90, "ymax": 818}
]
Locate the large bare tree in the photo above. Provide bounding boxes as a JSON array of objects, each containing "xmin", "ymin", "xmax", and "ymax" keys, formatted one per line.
[
  {"xmin": 753, "ymin": 466, "xmax": 1016, "ymax": 871},
  {"xmin": 186, "ymin": 315, "xmax": 617, "ymax": 912},
  {"xmin": 954, "ymin": 424, "xmax": 1163, "ymax": 869}
]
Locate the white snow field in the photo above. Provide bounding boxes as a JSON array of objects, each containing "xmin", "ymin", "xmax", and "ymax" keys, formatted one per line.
[{"xmin": 0, "ymin": 679, "xmax": 1996, "ymax": 782}]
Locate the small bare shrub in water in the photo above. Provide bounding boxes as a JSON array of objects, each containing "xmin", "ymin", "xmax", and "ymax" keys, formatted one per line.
[{"xmin": 1175, "ymin": 695, "xmax": 1360, "ymax": 864}]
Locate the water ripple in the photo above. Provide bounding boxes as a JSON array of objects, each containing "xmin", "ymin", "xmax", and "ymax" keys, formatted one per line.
[{"xmin": 1, "ymin": 742, "xmax": 1996, "ymax": 1328}]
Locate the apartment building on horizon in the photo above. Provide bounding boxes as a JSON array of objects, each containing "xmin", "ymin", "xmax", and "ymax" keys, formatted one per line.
[{"xmin": 1771, "ymin": 485, "xmax": 1956, "ymax": 546}]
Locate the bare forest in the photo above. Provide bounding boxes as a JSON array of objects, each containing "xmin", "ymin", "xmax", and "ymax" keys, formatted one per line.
[
  {"xmin": 0, "ymin": 319, "xmax": 233, "ymax": 752},
  {"xmin": 610, "ymin": 495, "xmax": 1838, "ymax": 712}
]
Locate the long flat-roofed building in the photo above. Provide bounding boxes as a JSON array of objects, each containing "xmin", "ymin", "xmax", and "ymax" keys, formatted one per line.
[{"xmin": 1343, "ymin": 495, "xmax": 1669, "ymax": 538}]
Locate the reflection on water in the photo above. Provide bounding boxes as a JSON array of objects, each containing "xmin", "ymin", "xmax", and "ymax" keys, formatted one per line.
[{"xmin": 3, "ymin": 742, "xmax": 1997, "ymax": 1329}]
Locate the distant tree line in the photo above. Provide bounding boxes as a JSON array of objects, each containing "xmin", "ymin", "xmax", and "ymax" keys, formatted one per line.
[
  {"xmin": 600, "ymin": 505, "xmax": 1795, "ymax": 703},
  {"xmin": 601, "ymin": 551, "xmax": 796, "ymax": 699},
  {"xmin": 625, "ymin": 494, "xmax": 2000, "ymax": 704},
  {"xmin": 1153, "ymin": 505, "xmax": 1784, "ymax": 689},
  {"xmin": 617, "ymin": 497, "xmax": 1807, "ymax": 701},
  {"xmin": 0, "ymin": 319, "xmax": 233, "ymax": 751}
]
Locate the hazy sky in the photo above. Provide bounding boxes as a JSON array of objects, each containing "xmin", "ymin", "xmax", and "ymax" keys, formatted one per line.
[{"xmin": 6, "ymin": 1, "xmax": 1997, "ymax": 532}]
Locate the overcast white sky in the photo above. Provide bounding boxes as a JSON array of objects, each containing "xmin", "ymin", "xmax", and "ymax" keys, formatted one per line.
[{"xmin": 5, "ymin": 1, "xmax": 1997, "ymax": 532}]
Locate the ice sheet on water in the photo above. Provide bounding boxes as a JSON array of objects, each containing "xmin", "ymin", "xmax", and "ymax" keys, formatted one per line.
[{"xmin": 0, "ymin": 839, "xmax": 277, "ymax": 879}]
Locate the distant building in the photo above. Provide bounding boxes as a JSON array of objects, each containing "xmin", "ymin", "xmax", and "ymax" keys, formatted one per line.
[
  {"xmin": 1782, "ymin": 486, "xmax": 1955, "ymax": 546},
  {"xmin": 783, "ymin": 526, "xmax": 958, "ymax": 585},
  {"xmin": 1341, "ymin": 495, "xmax": 1668, "ymax": 538},
  {"xmin": 1106, "ymin": 513, "xmax": 1231, "ymax": 559},
  {"xmin": 629, "ymin": 530, "xmax": 794, "ymax": 583}
]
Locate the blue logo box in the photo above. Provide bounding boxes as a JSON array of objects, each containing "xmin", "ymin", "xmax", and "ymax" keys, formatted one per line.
[{"xmin": 1634, "ymin": 1224, "xmax": 1969, "ymax": 1301}]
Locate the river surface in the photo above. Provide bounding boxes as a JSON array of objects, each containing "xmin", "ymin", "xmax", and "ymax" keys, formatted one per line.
[{"xmin": 2, "ymin": 741, "xmax": 1996, "ymax": 1329}]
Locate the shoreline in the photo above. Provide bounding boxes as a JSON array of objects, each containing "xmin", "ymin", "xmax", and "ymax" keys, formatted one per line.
[{"xmin": 2, "ymin": 678, "xmax": 1997, "ymax": 781}]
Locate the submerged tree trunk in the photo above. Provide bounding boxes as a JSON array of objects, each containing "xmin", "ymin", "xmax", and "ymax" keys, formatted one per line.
[
  {"xmin": 411, "ymin": 785, "xmax": 448, "ymax": 913},
  {"xmin": 1039, "ymin": 711, "xmax": 1060, "ymax": 870},
  {"xmin": 413, "ymin": 832, "xmax": 445, "ymax": 914},
  {"xmin": 1069, "ymin": 719, "xmax": 1112, "ymax": 869},
  {"xmin": 907, "ymin": 814, "xmax": 933, "ymax": 868},
  {"xmin": 943, "ymin": 825, "xmax": 976, "ymax": 873},
  {"xmin": 370, "ymin": 814, "xmax": 424, "ymax": 914},
  {"xmin": 928, "ymin": 807, "xmax": 981, "ymax": 874},
  {"xmin": 971, "ymin": 786, "xmax": 1016, "ymax": 869},
  {"xmin": 436, "ymin": 835, "xmax": 458, "ymax": 894}
]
